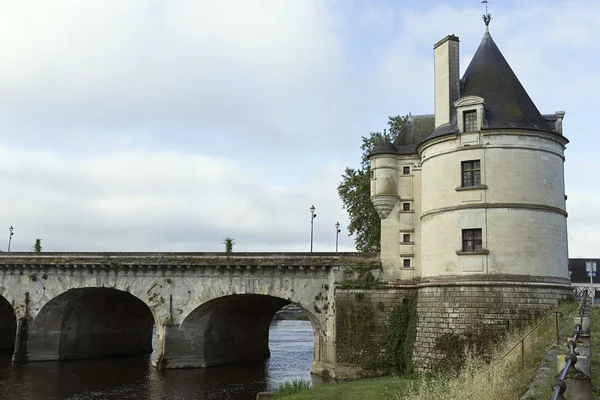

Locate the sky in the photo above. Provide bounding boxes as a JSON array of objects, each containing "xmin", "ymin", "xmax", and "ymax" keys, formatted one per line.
[{"xmin": 0, "ymin": 0, "xmax": 598, "ymax": 256}]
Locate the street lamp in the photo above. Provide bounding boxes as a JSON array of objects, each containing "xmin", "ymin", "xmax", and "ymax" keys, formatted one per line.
[
  {"xmin": 335, "ymin": 222, "xmax": 341, "ymax": 252},
  {"xmin": 8, "ymin": 226, "xmax": 14, "ymax": 252},
  {"xmin": 310, "ymin": 205, "xmax": 316, "ymax": 252}
]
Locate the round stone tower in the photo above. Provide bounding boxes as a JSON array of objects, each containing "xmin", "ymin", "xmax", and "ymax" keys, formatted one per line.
[
  {"xmin": 411, "ymin": 30, "xmax": 570, "ymax": 370},
  {"xmin": 368, "ymin": 27, "xmax": 571, "ymax": 371}
]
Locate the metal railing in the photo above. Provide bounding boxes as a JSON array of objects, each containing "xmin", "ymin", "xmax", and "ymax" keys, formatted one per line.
[
  {"xmin": 498, "ymin": 310, "xmax": 563, "ymax": 369},
  {"xmin": 550, "ymin": 291, "xmax": 589, "ymax": 400}
]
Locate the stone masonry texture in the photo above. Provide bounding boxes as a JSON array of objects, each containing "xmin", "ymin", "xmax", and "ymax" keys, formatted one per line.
[{"xmin": 413, "ymin": 284, "xmax": 571, "ymax": 371}]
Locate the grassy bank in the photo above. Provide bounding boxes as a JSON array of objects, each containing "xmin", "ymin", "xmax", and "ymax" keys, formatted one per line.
[
  {"xmin": 274, "ymin": 376, "xmax": 414, "ymax": 400},
  {"xmin": 277, "ymin": 300, "xmax": 578, "ymax": 400},
  {"xmin": 591, "ymin": 305, "xmax": 600, "ymax": 398}
]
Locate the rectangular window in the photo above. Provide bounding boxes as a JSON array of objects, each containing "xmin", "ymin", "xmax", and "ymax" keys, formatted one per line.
[
  {"xmin": 370, "ymin": 170, "xmax": 374, "ymax": 179},
  {"xmin": 403, "ymin": 234, "xmax": 411, "ymax": 243},
  {"xmin": 403, "ymin": 166, "xmax": 410, "ymax": 175},
  {"xmin": 461, "ymin": 160, "xmax": 481, "ymax": 187},
  {"xmin": 403, "ymin": 203, "xmax": 410, "ymax": 211},
  {"xmin": 463, "ymin": 110, "xmax": 477, "ymax": 132},
  {"xmin": 462, "ymin": 229, "xmax": 483, "ymax": 252},
  {"xmin": 403, "ymin": 259, "xmax": 411, "ymax": 268}
]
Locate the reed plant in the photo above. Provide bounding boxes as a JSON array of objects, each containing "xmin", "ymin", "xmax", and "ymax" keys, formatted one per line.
[
  {"xmin": 275, "ymin": 379, "xmax": 312, "ymax": 397},
  {"xmin": 398, "ymin": 300, "xmax": 578, "ymax": 400}
]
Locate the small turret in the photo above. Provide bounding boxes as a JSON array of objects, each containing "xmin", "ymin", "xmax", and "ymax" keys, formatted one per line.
[{"xmin": 369, "ymin": 137, "xmax": 399, "ymax": 219}]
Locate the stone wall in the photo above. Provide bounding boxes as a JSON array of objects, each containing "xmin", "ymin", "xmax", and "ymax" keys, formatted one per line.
[
  {"xmin": 413, "ymin": 282, "xmax": 571, "ymax": 371},
  {"xmin": 334, "ymin": 286, "xmax": 417, "ymax": 378}
]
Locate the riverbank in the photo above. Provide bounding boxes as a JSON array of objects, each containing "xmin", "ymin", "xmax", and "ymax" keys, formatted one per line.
[{"xmin": 276, "ymin": 300, "xmax": 579, "ymax": 400}]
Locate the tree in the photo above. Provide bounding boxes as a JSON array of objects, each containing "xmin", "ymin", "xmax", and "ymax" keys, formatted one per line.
[
  {"xmin": 222, "ymin": 237, "xmax": 235, "ymax": 253},
  {"xmin": 337, "ymin": 115, "xmax": 409, "ymax": 252},
  {"xmin": 32, "ymin": 238, "xmax": 42, "ymax": 253}
]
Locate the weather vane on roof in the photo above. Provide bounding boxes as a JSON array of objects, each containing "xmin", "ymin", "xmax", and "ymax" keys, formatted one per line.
[{"xmin": 482, "ymin": 0, "xmax": 492, "ymax": 29}]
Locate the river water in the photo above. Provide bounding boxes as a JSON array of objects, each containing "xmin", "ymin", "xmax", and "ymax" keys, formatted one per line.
[{"xmin": 0, "ymin": 320, "xmax": 316, "ymax": 400}]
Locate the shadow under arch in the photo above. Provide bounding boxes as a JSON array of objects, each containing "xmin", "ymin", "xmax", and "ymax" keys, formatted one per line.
[
  {"xmin": 28, "ymin": 287, "xmax": 156, "ymax": 361},
  {"xmin": 0, "ymin": 295, "xmax": 16, "ymax": 350},
  {"xmin": 166, "ymin": 294, "xmax": 320, "ymax": 368}
]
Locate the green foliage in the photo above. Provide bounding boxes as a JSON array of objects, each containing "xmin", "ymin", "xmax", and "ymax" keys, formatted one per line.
[
  {"xmin": 275, "ymin": 379, "xmax": 312, "ymax": 397},
  {"xmin": 32, "ymin": 238, "xmax": 42, "ymax": 253},
  {"xmin": 222, "ymin": 237, "xmax": 235, "ymax": 253},
  {"xmin": 336, "ymin": 294, "xmax": 417, "ymax": 375},
  {"xmin": 339, "ymin": 269, "xmax": 381, "ymax": 289},
  {"xmin": 336, "ymin": 299, "xmax": 380, "ymax": 368},
  {"xmin": 337, "ymin": 115, "xmax": 409, "ymax": 252},
  {"xmin": 591, "ymin": 307, "xmax": 600, "ymax": 397},
  {"xmin": 385, "ymin": 298, "xmax": 417, "ymax": 374}
]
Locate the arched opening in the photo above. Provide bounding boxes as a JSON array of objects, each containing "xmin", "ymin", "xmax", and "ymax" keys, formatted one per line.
[
  {"xmin": 168, "ymin": 294, "xmax": 318, "ymax": 371},
  {"xmin": 28, "ymin": 288, "xmax": 155, "ymax": 361},
  {"xmin": 0, "ymin": 295, "xmax": 16, "ymax": 351}
]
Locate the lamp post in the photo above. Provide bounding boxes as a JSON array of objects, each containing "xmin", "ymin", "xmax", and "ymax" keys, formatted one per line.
[
  {"xmin": 310, "ymin": 205, "xmax": 316, "ymax": 252},
  {"xmin": 8, "ymin": 226, "xmax": 13, "ymax": 252},
  {"xmin": 335, "ymin": 222, "xmax": 340, "ymax": 252}
]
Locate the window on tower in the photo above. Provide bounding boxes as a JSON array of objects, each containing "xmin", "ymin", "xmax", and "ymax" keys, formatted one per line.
[
  {"xmin": 461, "ymin": 160, "xmax": 481, "ymax": 187},
  {"xmin": 463, "ymin": 110, "xmax": 477, "ymax": 132},
  {"xmin": 462, "ymin": 229, "xmax": 482, "ymax": 252}
]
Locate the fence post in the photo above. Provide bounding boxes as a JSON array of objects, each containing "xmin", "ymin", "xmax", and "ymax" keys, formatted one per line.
[{"xmin": 555, "ymin": 312, "xmax": 560, "ymax": 345}]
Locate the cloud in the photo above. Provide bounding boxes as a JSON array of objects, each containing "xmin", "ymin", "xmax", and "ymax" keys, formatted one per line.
[
  {"xmin": 0, "ymin": 0, "xmax": 597, "ymax": 257},
  {"xmin": 0, "ymin": 146, "xmax": 355, "ymax": 252},
  {"xmin": 0, "ymin": 0, "xmax": 351, "ymax": 154}
]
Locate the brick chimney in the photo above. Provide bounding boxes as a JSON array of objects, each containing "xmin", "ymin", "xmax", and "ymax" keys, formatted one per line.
[{"xmin": 433, "ymin": 35, "xmax": 460, "ymax": 128}]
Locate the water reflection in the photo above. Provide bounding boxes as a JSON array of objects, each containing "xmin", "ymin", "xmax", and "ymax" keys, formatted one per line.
[{"xmin": 0, "ymin": 320, "xmax": 315, "ymax": 400}]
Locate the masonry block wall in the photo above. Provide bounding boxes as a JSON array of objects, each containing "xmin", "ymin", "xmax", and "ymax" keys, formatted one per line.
[{"xmin": 412, "ymin": 283, "xmax": 571, "ymax": 371}]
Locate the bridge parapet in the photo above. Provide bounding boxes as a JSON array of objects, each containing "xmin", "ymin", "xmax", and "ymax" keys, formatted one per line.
[
  {"xmin": 0, "ymin": 252, "xmax": 380, "ymax": 279},
  {"xmin": 0, "ymin": 252, "xmax": 379, "ymax": 267}
]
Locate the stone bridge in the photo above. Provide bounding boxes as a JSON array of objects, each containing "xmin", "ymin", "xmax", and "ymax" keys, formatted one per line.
[{"xmin": 0, "ymin": 252, "xmax": 380, "ymax": 378}]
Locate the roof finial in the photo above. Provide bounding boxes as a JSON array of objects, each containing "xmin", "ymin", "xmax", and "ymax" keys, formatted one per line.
[{"xmin": 482, "ymin": 0, "xmax": 492, "ymax": 30}]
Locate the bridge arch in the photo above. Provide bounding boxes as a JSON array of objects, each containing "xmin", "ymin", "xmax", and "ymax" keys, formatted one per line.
[
  {"xmin": 160, "ymin": 294, "xmax": 322, "ymax": 369},
  {"xmin": 0, "ymin": 295, "xmax": 16, "ymax": 350},
  {"xmin": 27, "ymin": 287, "xmax": 156, "ymax": 361}
]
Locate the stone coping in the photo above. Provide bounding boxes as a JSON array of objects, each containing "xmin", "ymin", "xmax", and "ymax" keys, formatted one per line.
[
  {"xmin": 419, "ymin": 274, "xmax": 570, "ymax": 287},
  {"xmin": 0, "ymin": 252, "xmax": 381, "ymax": 269}
]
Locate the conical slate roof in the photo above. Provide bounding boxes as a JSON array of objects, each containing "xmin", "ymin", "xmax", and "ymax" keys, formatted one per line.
[
  {"xmin": 461, "ymin": 31, "xmax": 555, "ymax": 133},
  {"xmin": 394, "ymin": 115, "xmax": 435, "ymax": 154},
  {"xmin": 369, "ymin": 135, "xmax": 397, "ymax": 157}
]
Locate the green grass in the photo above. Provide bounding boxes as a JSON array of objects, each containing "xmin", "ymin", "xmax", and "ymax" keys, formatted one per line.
[
  {"xmin": 274, "ymin": 376, "xmax": 414, "ymax": 400},
  {"xmin": 591, "ymin": 306, "xmax": 600, "ymax": 398}
]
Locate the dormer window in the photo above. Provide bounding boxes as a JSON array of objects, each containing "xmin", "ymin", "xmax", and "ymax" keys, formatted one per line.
[
  {"xmin": 463, "ymin": 110, "xmax": 477, "ymax": 132},
  {"xmin": 454, "ymin": 96, "xmax": 485, "ymax": 133}
]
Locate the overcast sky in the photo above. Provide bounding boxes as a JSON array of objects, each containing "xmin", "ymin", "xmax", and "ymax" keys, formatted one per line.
[{"xmin": 1, "ymin": 0, "xmax": 597, "ymax": 256}]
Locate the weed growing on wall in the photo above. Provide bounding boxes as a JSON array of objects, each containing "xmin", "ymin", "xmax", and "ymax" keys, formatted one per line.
[
  {"xmin": 385, "ymin": 298, "xmax": 417, "ymax": 374},
  {"xmin": 336, "ymin": 292, "xmax": 417, "ymax": 375}
]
